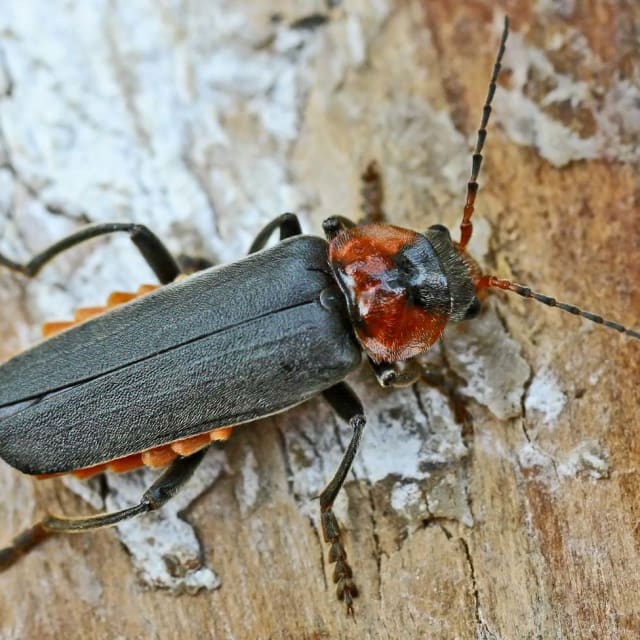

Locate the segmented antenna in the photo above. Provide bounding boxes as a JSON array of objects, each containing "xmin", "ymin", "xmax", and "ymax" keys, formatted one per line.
[
  {"xmin": 458, "ymin": 16, "xmax": 509, "ymax": 251},
  {"xmin": 477, "ymin": 275, "xmax": 640, "ymax": 340}
]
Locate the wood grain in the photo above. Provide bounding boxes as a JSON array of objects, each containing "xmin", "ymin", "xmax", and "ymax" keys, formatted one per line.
[{"xmin": 1, "ymin": 2, "xmax": 639, "ymax": 638}]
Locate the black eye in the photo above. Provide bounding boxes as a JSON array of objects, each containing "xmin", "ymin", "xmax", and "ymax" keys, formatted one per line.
[{"xmin": 463, "ymin": 297, "xmax": 481, "ymax": 319}]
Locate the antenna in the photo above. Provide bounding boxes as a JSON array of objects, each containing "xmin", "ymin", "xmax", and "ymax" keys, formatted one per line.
[
  {"xmin": 458, "ymin": 16, "xmax": 509, "ymax": 251},
  {"xmin": 477, "ymin": 275, "xmax": 640, "ymax": 340}
]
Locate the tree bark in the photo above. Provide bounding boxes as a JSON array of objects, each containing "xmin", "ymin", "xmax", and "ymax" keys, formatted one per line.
[{"xmin": 1, "ymin": 2, "xmax": 639, "ymax": 638}]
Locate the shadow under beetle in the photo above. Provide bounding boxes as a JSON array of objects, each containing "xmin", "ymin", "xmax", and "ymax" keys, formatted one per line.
[{"xmin": 0, "ymin": 17, "xmax": 638, "ymax": 614}]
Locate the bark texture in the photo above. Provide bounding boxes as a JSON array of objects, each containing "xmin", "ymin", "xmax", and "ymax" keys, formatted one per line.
[{"xmin": 1, "ymin": 1, "xmax": 639, "ymax": 639}]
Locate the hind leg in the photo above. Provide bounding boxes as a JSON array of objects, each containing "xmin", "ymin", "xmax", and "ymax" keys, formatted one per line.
[{"xmin": 0, "ymin": 448, "xmax": 208, "ymax": 571}]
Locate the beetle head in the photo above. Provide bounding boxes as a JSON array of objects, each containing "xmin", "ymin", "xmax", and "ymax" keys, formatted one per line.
[{"xmin": 326, "ymin": 222, "xmax": 478, "ymax": 363}]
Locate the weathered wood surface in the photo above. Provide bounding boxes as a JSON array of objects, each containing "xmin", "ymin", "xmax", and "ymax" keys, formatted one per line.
[{"xmin": 1, "ymin": 2, "xmax": 639, "ymax": 639}]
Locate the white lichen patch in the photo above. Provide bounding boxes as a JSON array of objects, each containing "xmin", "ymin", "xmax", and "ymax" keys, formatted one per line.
[
  {"xmin": 494, "ymin": 26, "xmax": 640, "ymax": 165},
  {"xmin": 518, "ymin": 441, "xmax": 552, "ymax": 471},
  {"xmin": 496, "ymin": 86, "xmax": 599, "ymax": 167},
  {"xmin": 426, "ymin": 472, "xmax": 474, "ymax": 527},
  {"xmin": 518, "ymin": 439, "xmax": 611, "ymax": 485},
  {"xmin": 390, "ymin": 481, "xmax": 424, "ymax": 515},
  {"xmin": 558, "ymin": 440, "xmax": 610, "ymax": 480},
  {"xmin": 444, "ymin": 310, "xmax": 531, "ymax": 420},
  {"xmin": 355, "ymin": 376, "xmax": 468, "ymax": 486},
  {"xmin": 65, "ymin": 449, "xmax": 226, "ymax": 593},
  {"xmin": 517, "ymin": 441, "xmax": 559, "ymax": 487},
  {"xmin": 596, "ymin": 79, "xmax": 640, "ymax": 164},
  {"xmin": 524, "ymin": 366, "xmax": 567, "ymax": 426}
]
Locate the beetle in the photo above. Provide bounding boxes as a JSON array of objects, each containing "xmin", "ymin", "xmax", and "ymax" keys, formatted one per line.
[{"xmin": 0, "ymin": 17, "xmax": 638, "ymax": 614}]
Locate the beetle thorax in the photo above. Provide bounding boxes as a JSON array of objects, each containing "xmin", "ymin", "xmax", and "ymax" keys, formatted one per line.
[{"xmin": 328, "ymin": 223, "xmax": 473, "ymax": 363}]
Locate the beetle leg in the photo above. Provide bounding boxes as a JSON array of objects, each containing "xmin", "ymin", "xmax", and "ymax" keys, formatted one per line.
[
  {"xmin": 368, "ymin": 357, "xmax": 422, "ymax": 388},
  {"xmin": 0, "ymin": 448, "xmax": 208, "ymax": 572},
  {"xmin": 0, "ymin": 222, "xmax": 180, "ymax": 284},
  {"xmin": 248, "ymin": 212, "xmax": 302, "ymax": 253},
  {"xmin": 372, "ymin": 356, "xmax": 472, "ymax": 432},
  {"xmin": 320, "ymin": 382, "xmax": 366, "ymax": 615}
]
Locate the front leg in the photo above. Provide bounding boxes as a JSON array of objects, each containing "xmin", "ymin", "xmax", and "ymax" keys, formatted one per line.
[
  {"xmin": 372, "ymin": 356, "xmax": 472, "ymax": 431},
  {"xmin": 248, "ymin": 212, "xmax": 302, "ymax": 253},
  {"xmin": 320, "ymin": 382, "xmax": 366, "ymax": 615}
]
